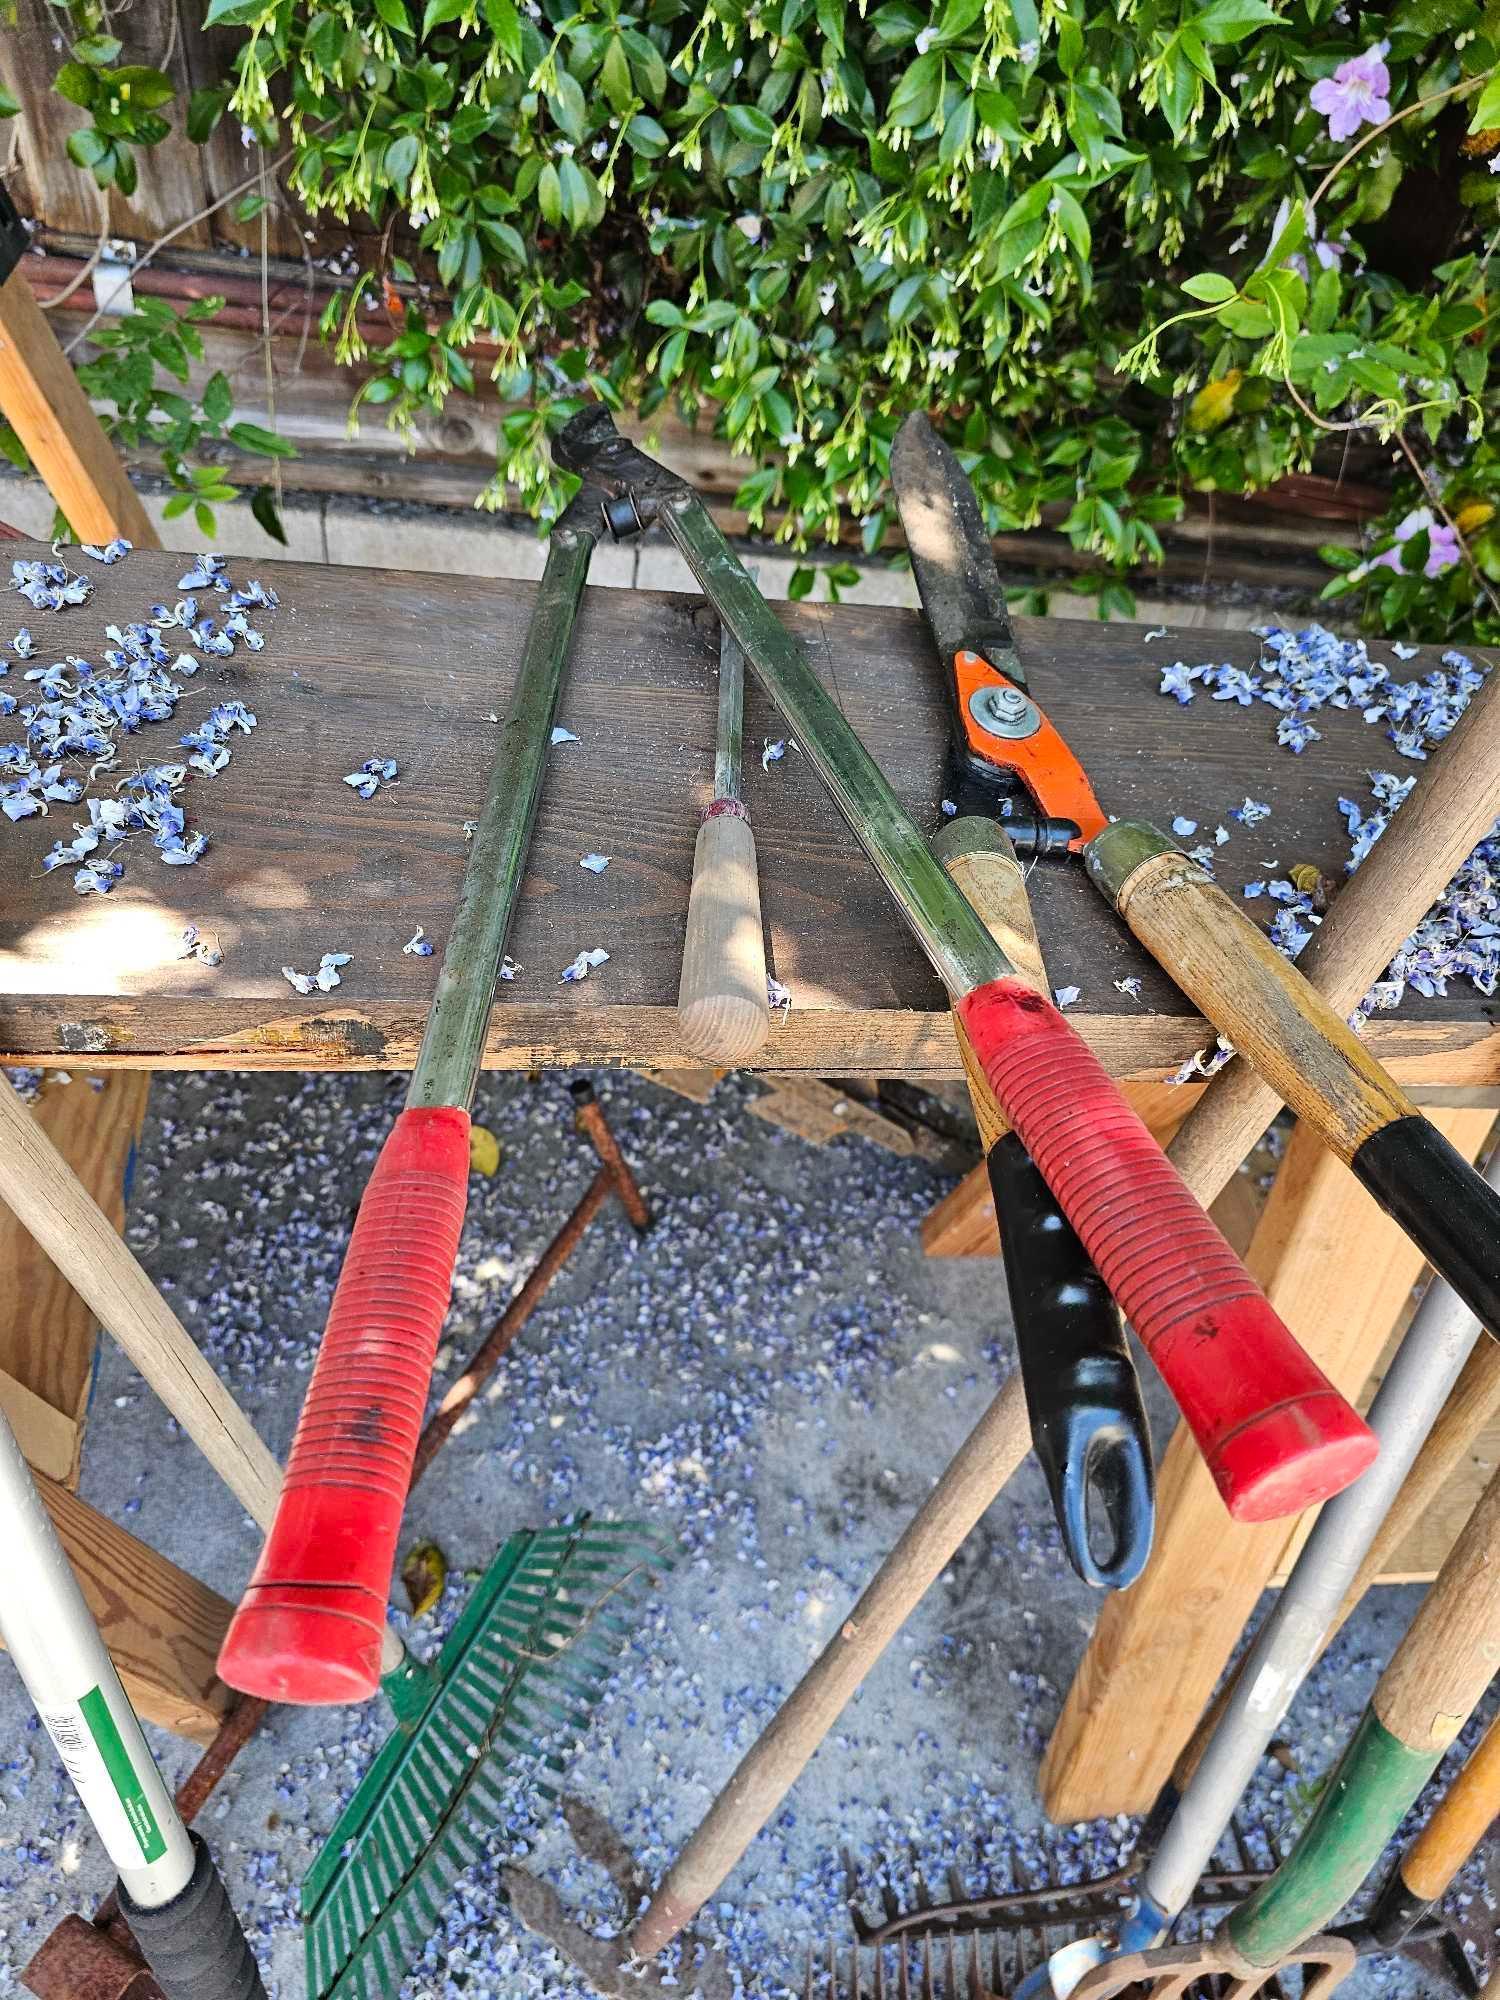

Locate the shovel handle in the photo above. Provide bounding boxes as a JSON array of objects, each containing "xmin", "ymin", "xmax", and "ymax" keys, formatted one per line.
[
  {"xmin": 955, "ymin": 978, "xmax": 1376, "ymax": 1521},
  {"xmin": 1090, "ymin": 823, "xmax": 1500, "ymax": 1338},
  {"xmin": 216, "ymin": 1105, "xmax": 471, "ymax": 1704}
]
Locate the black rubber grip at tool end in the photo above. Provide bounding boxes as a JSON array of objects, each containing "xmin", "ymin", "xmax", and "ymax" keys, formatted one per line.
[
  {"xmin": 118, "ymin": 1832, "xmax": 267, "ymax": 2000},
  {"xmin": 1351, "ymin": 1115, "xmax": 1500, "ymax": 1339},
  {"xmin": 988, "ymin": 1133, "xmax": 1156, "ymax": 1589}
]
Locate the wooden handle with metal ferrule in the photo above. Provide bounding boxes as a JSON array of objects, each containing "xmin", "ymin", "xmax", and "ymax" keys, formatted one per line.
[
  {"xmin": 1368, "ymin": 1708, "xmax": 1500, "ymax": 1945},
  {"xmin": 676, "ymin": 799, "xmax": 771, "ymax": 1065},
  {"xmin": 1089, "ymin": 822, "xmax": 1500, "ymax": 1339},
  {"xmin": 1226, "ymin": 1462, "xmax": 1500, "ymax": 1969},
  {"xmin": 935, "ymin": 818, "xmax": 1155, "ymax": 1591}
]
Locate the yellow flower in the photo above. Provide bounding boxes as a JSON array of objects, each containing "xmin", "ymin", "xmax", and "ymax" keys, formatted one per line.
[{"xmin": 1455, "ymin": 500, "xmax": 1495, "ymax": 535}]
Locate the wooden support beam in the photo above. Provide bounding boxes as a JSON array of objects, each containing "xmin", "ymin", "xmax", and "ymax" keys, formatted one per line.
[
  {"xmin": 0, "ymin": 1074, "xmax": 151, "ymax": 1489},
  {"xmin": 0, "ymin": 265, "xmax": 157, "ymax": 546},
  {"xmin": 13, "ymin": 1474, "xmax": 235, "ymax": 1744},
  {"xmin": 1038, "ymin": 1107, "xmax": 1494, "ymax": 1825}
]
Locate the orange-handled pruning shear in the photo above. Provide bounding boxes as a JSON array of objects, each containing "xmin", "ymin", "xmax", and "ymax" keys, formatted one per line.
[
  {"xmin": 894, "ymin": 415, "xmax": 1108, "ymax": 855},
  {"xmin": 892, "ymin": 413, "xmax": 1152, "ymax": 1589}
]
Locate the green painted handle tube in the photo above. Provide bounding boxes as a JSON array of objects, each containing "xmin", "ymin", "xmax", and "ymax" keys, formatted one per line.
[{"xmin": 1226, "ymin": 1709, "xmax": 1439, "ymax": 1968}]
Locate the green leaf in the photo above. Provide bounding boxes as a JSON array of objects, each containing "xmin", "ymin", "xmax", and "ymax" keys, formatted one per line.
[
  {"xmin": 547, "ymin": 69, "xmax": 587, "ymax": 142},
  {"xmin": 107, "ymin": 66, "xmax": 177, "ymax": 108},
  {"xmin": 887, "ymin": 272, "xmax": 926, "ymax": 324},
  {"xmin": 250, "ymin": 484, "xmax": 288, "ymax": 545},
  {"xmin": 201, "ymin": 371, "xmax": 233, "ymax": 425},
  {"xmin": 483, "ymin": 0, "xmax": 523, "ymax": 63},
  {"xmin": 1181, "ymin": 270, "xmax": 1237, "ymax": 303},
  {"xmin": 72, "ymin": 34, "xmax": 123, "ymax": 65},
  {"xmin": 1470, "ymin": 72, "xmax": 1500, "ymax": 133},
  {"xmin": 54, "ymin": 63, "xmax": 99, "ymax": 109},
  {"xmin": 625, "ymin": 111, "xmax": 668, "ymax": 155},
  {"xmin": 385, "ymin": 131, "xmax": 420, "ymax": 184},
  {"xmin": 228, "ymin": 420, "xmax": 297, "ymax": 458},
  {"xmin": 887, "ymin": 52, "xmax": 942, "ymax": 127},
  {"xmin": 601, "ymin": 37, "xmax": 633, "ymax": 113},
  {"xmin": 816, "ymin": 0, "xmax": 845, "ymax": 53},
  {"xmin": 1055, "ymin": 13, "xmax": 1083, "ymax": 75},
  {"xmin": 788, "ymin": 564, "xmax": 815, "ymax": 599},
  {"xmin": 421, "ymin": 0, "xmax": 467, "ymax": 36},
  {"xmin": 939, "ymin": 94, "xmax": 975, "ymax": 165},
  {"xmin": 725, "ymin": 102, "xmax": 775, "ymax": 145},
  {"xmin": 537, "ymin": 160, "xmax": 563, "ymax": 226},
  {"xmin": 374, "ymin": 0, "xmax": 410, "ymax": 29},
  {"xmin": 645, "ymin": 298, "xmax": 684, "ymax": 326},
  {"xmin": 66, "ymin": 125, "xmax": 110, "ymax": 171},
  {"xmin": 0, "ymin": 85, "xmax": 17, "ymax": 119},
  {"xmin": 1193, "ymin": 0, "xmax": 1280, "ymax": 42},
  {"xmin": 1218, "ymin": 298, "xmax": 1273, "ymax": 337},
  {"xmin": 234, "ymin": 192, "xmax": 269, "ymax": 221},
  {"xmin": 202, "ymin": 0, "xmax": 268, "ymax": 25},
  {"xmin": 186, "ymin": 87, "xmax": 227, "ymax": 143},
  {"xmin": 1051, "ymin": 185, "xmax": 1090, "ymax": 261}
]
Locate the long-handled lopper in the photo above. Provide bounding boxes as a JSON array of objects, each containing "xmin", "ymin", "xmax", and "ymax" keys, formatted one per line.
[
  {"xmin": 1, "ymin": 1048, "xmax": 667, "ymax": 2000},
  {"xmin": 935, "ymin": 815, "xmax": 1154, "ymax": 1589},
  {"xmin": 216, "ymin": 479, "xmax": 608, "ymax": 1706},
  {"xmin": 676, "ymin": 604, "xmax": 772, "ymax": 1065},
  {"xmin": 888, "ymin": 415, "xmax": 1500, "ymax": 1363},
  {"xmin": 0, "ymin": 1402, "xmax": 266, "ymax": 2000},
  {"xmin": 1066, "ymin": 1454, "xmax": 1500, "ymax": 2000},
  {"xmin": 892, "ymin": 411, "xmax": 1154, "ymax": 1584},
  {"xmin": 555, "ymin": 401, "xmax": 1375, "ymax": 1530}
]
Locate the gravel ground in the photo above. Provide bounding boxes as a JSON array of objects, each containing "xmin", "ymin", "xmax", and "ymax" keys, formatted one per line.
[{"xmin": 0, "ymin": 1067, "xmax": 1493, "ymax": 1998}]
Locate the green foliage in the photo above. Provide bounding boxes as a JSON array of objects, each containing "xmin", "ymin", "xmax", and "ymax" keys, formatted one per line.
[
  {"xmin": 75, "ymin": 295, "xmax": 297, "ymax": 536},
  {"xmin": 26, "ymin": 0, "xmax": 1500, "ymax": 626}
]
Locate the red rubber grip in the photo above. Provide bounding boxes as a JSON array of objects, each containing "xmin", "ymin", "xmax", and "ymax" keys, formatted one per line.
[
  {"xmin": 956, "ymin": 979, "xmax": 1376, "ymax": 1521},
  {"xmin": 216, "ymin": 1105, "xmax": 471, "ymax": 1703}
]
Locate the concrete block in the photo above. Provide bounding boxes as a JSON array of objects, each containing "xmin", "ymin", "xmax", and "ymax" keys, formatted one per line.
[{"xmin": 323, "ymin": 507, "xmax": 546, "ymax": 579}]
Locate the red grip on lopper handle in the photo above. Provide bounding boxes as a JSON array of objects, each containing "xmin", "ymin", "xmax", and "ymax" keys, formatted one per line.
[
  {"xmin": 956, "ymin": 979, "xmax": 1376, "ymax": 1522},
  {"xmin": 216, "ymin": 1105, "xmax": 472, "ymax": 1704}
]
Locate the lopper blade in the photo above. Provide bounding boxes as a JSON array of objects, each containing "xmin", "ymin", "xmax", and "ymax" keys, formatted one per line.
[{"xmin": 890, "ymin": 414, "xmax": 1026, "ymax": 691}]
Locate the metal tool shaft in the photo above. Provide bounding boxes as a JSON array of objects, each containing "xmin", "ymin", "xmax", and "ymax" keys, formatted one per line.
[
  {"xmin": 406, "ymin": 523, "xmax": 595, "ymax": 1111},
  {"xmin": 714, "ymin": 622, "xmax": 744, "ymax": 802},
  {"xmin": 660, "ymin": 494, "xmax": 1012, "ymax": 998}
]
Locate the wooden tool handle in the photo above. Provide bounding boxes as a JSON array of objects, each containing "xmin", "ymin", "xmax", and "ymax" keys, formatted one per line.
[
  {"xmin": 1163, "ymin": 661, "xmax": 1500, "ymax": 1205},
  {"xmin": 1373, "ymin": 1708, "xmax": 1500, "ymax": 1942},
  {"xmin": 1228, "ymin": 1462, "xmax": 1500, "ymax": 1968},
  {"xmin": 1092, "ymin": 824, "xmax": 1500, "ymax": 1337},
  {"xmin": 676, "ymin": 801, "xmax": 771, "ymax": 1065},
  {"xmin": 0, "ymin": 1072, "xmax": 281, "ymax": 1528}
]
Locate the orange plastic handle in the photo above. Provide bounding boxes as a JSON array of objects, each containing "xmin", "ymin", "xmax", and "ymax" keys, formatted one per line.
[{"xmin": 954, "ymin": 649, "xmax": 1109, "ymax": 850}]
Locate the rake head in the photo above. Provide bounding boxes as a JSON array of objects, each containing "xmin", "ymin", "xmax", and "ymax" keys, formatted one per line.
[
  {"xmin": 303, "ymin": 1518, "xmax": 672, "ymax": 2000},
  {"xmin": 1065, "ymin": 1933, "xmax": 1359, "ymax": 2000}
]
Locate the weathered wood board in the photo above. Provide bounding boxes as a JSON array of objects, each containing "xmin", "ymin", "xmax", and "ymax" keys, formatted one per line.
[{"xmin": 1, "ymin": 539, "xmax": 1496, "ymax": 1080}]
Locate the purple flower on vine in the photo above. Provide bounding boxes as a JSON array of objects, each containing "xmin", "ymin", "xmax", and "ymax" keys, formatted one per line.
[
  {"xmin": 1365, "ymin": 508, "xmax": 1461, "ymax": 582},
  {"xmin": 1309, "ymin": 43, "xmax": 1391, "ymax": 142}
]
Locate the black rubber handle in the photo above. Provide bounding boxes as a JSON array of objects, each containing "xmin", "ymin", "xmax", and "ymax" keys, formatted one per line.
[
  {"xmin": 989, "ymin": 1132, "xmax": 1156, "ymax": 1589},
  {"xmin": 117, "ymin": 1831, "xmax": 267, "ymax": 2000}
]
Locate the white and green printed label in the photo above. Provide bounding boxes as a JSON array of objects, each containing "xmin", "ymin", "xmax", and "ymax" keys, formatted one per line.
[{"xmin": 41, "ymin": 1686, "xmax": 167, "ymax": 1866}]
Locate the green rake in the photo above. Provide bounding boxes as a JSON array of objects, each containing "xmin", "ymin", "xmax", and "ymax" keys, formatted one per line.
[{"xmin": 304, "ymin": 1516, "xmax": 672, "ymax": 2000}]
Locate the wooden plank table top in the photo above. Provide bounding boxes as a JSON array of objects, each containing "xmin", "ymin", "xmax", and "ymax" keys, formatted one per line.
[{"xmin": 1, "ymin": 538, "xmax": 1495, "ymax": 1085}]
